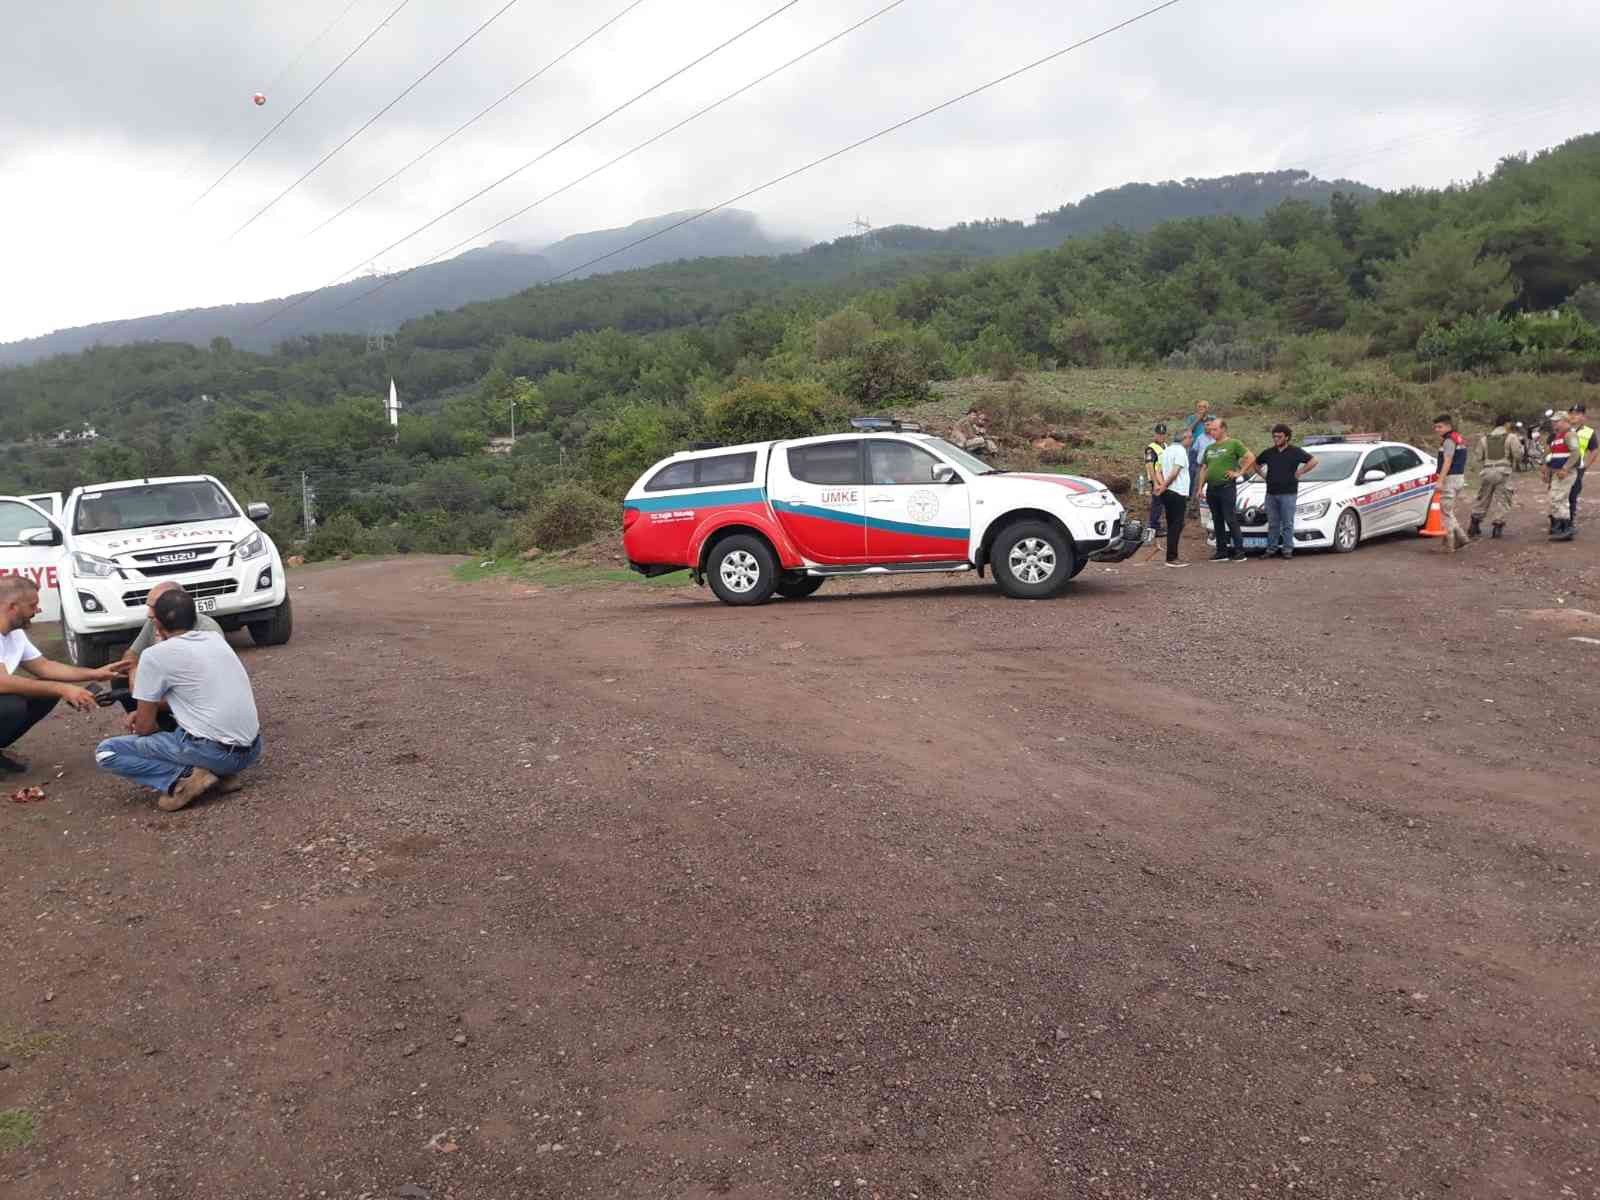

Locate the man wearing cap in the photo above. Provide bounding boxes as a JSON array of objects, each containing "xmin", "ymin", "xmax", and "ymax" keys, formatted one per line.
[
  {"xmin": 1150, "ymin": 423, "xmax": 1192, "ymax": 567},
  {"xmin": 1543, "ymin": 412, "xmax": 1579, "ymax": 542},
  {"xmin": 1469, "ymin": 413, "xmax": 1521, "ymax": 539},
  {"xmin": 1571, "ymin": 402, "xmax": 1595, "ymax": 527}
]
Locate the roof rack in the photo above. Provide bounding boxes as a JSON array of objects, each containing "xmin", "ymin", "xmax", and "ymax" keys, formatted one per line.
[
  {"xmin": 849, "ymin": 416, "xmax": 923, "ymax": 433},
  {"xmin": 1304, "ymin": 433, "xmax": 1383, "ymax": 445},
  {"xmin": 686, "ymin": 441, "xmax": 722, "ymax": 452}
]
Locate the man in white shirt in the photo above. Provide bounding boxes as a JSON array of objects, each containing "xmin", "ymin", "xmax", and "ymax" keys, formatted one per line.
[
  {"xmin": 0, "ymin": 575, "xmax": 121, "ymax": 772},
  {"xmin": 94, "ymin": 587, "xmax": 263, "ymax": 812},
  {"xmin": 1150, "ymin": 423, "xmax": 1192, "ymax": 568}
]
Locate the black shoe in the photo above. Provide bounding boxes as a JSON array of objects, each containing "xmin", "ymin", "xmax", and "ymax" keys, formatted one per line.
[
  {"xmin": 1209, "ymin": 552, "xmax": 1229, "ymax": 561},
  {"xmin": 0, "ymin": 750, "xmax": 28, "ymax": 774},
  {"xmin": 1229, "ymin": 553, "xmax": 1247, "ymax": 562},
  {"xmin": 1280, "ymin": 551, "xmax": 1294, "ymax": 559},
  {"xmin": 1490, "ymin": 523, "xmax": 1504, "ymax": 539},
  {"xmin": 1164, "ymin": 559, "xmax": 1189, "ymax": 569}
]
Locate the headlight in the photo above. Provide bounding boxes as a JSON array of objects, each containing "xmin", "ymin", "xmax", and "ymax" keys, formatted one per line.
[
  {"xmin": 233, "ymin": 530, "xmax": 267, "ymax": 561},
  {"xmin": 1296, "ymin": 500, "xmax": 1330, "ymax": 520},
  {"xmin": 71, "ymin": 550, "xmax": 119, "ymax": 579},
  {"xmin": 1066, "ymin": 490, "xmax": 1120, "ymax": 509}
]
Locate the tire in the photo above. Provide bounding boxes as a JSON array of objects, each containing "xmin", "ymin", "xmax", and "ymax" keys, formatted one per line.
[
  {"xmin": 1332, "ymin": 508, "xmax": 1361, "ymax": 553},
  {"xmin": 63, "ymin": 624, "xmax": 111, "ymax": 668},
  {"xmin": 991, "ymin": 519, "xmax": 1075, "ymax": 600},
  {"xmin": 776, "ymin": 575, "xmax": 826, "ymax": 600},
  {"xmin": 706, "ymin": 535, "xmax": 778, "ymax": 606},
  {"xmin": 248, "ymin": 597, "xmax": 294, "ymax": 646}
]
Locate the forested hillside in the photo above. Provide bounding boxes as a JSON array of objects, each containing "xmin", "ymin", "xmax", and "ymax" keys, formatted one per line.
[
  {"xmin": 0, "ymin": 171, "xmax": 1367, "ymax": 364},
  {"xmin": 1, "ymin": 134, "xmax": 1595, "ymax": 563}
]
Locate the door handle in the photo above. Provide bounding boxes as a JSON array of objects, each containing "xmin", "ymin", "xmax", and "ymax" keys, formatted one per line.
[{"xmin": 868, "ymin": 495, "xmax": 894, "ymax": 503}]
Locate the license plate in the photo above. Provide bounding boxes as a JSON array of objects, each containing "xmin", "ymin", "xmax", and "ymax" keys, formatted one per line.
[
  {"xmin": 195, "ymin": 598, "xmax": 217, "ymax": 613},
  {"xmin": 1243, "ymin": 536, "xmax": 1268, "ymax": 548}
]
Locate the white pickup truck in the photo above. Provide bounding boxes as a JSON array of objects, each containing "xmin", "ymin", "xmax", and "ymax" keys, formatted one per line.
[{"xmin": 0, "ymin": 475, "xmax": 291, "ymax": 666}]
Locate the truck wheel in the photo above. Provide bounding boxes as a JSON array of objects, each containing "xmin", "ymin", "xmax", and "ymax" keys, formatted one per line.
[
  {"xmin": 248, "ymin": 597, "xmax": 294, "ymax": 646},
  {"xmin": 64, "ymin": 624, "xmax": 111, "ymax": 668},
  {"xmin": 706, "ymin": 535, "xmax": 778, "ymax": 606},
  {"xmin": 776, "ymin": 575, "xmax": 826, "ymax": 600},
  {"xmin": 991, "ymin": 520, "xmax": 1075, "ymax": 600}
]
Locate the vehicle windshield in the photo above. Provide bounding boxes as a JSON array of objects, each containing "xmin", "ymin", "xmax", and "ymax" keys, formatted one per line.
[
  {"xmin": 1300, "ymin": 450, "xmax": 1362, "ymax": 482},
  {"xmin": 918, "ymin": 436, "xmax": 996, "ymax": 475},
  {"xmin": 73, "ymin": 481, "xmax": 238, "ymax": 534}
]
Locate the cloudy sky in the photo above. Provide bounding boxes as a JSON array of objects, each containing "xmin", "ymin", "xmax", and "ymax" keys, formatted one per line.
[{"xmin": 3, "ymin": 0, "xmax": 1596, "ymax": 343}]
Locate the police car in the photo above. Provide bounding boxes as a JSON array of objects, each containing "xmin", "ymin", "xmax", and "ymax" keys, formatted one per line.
[
  {"xmin": 623, "ymin": 418, "xmax": 1141, "ymax": 604},
  {"xmin": 1199, "ymin": 435, "xmax": 1439, "ymax": 553},
  {"xmin": 0, "ymin": 475, "xmax": 291, "ymax": 665}
]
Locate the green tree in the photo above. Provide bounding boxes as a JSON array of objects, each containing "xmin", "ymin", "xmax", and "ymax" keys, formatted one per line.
[
  {"xmin": 704, "ymin": 380, "xmax": 840, "ymax": 444},
  {"xmin": 1372, "ymin": 227, "xmax": 1515, "ymax": 351}
]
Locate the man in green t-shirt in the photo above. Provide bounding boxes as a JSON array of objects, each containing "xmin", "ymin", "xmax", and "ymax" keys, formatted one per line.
[{"xmin": 1198, "ymin": 417, "xmax": 1254, "ymax": 561}]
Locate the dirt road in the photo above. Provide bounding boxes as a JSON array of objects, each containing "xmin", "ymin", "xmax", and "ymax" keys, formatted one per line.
[{"xmin": 3, "ymin": 533, "xmax": 1598, "ymax": 1199}]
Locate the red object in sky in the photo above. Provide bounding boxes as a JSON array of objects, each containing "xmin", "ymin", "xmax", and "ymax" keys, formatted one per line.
[{"xmin": 252, "ymin": 92, "xmax": 266, "ymax": 106}]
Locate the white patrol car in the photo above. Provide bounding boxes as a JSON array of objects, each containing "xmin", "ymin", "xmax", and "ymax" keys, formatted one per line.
[
  {"xmin": 1200, "ymin": 436, "xmax": 1439, "ymax": 553},
  {"xmin": 623, "ymin": 418, "xmax": 1142, "ymax": 604},
  {"xmin": 0, "ymin": 475, "xmax": 291, "ymax": 666}
]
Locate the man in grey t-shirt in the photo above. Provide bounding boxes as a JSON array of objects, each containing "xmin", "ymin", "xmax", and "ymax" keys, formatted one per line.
[
  {"xmin": 109, "ymin": 582, "xmax": 224, "ymax": 733},
  {"xmin": 95, "ymin": 589, "xmax": 263, "ymax": 812}
]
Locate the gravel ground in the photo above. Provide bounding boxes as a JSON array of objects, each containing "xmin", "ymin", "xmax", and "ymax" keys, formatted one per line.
[{"xmin": 2, "ymin": 519, "xmax": 1598, "ymax": 1200}]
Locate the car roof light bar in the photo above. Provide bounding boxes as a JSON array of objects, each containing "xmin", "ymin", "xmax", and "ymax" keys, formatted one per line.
[{"xmin": 849, "ymin": 416, "xmax": 923, "ymax": 433}]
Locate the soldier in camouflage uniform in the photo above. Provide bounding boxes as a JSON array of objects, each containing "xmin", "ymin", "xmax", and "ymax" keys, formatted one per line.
[{"xmin": 1469, "ymin": 413, "xmax": 1521, "ymax": 539}]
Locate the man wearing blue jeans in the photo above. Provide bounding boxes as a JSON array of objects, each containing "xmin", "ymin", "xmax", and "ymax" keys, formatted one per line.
[
  {"xmin": 1250, "ymin": 423, "xmax": 1319, "ymax": 559},
  {"xmin": 95, "ymin": 588, "xmax": 263, "ymax": 812}
]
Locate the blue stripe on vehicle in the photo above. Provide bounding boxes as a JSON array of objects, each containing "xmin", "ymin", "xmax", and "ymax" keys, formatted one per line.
[
  {"xmin": 771, "ymin": 500, "xmax": 968, "ymax": 541},
  {"xmin": 625, "ymin": 487, "xmax": 766, "ymax": 513},
  {"xmin": 1358, "ymin": 487, "xmax": 1429, "ymax": 514}
]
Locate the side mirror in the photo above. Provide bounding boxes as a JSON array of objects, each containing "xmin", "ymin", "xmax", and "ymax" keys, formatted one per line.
[
  {"xmin": 1360, "ymin": 469, "xmax": 1386, "ymax": 484},
  {"xmin": 932, "ymin": 465, "xmax": 962, "ymax": 485},
  {"xmin": 247, "ymin": 502, "xmax": 272, "ymax": 522},
  {"xmin": 19, "ymin": 526, "xmax": 61, "ymax": 547}
]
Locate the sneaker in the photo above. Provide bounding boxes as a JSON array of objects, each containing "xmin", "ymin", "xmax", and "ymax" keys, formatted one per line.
[
  {"xmin": 159, "ymin": 767, "xmax": 218, "ymax": 812},
  {"xmin": 1209, "ymin": 553, "xmax": 1229, "ymax": 562},
  {"xmin": 1281, "ymin": 551, "xmax": 1294, "ymax": 560},
  {"xmin": 1164, "ymin": 560, "xmax": 1189, "ymax": 569},
  {"xmin": 1228, "ymin": 553, "xmax": 1247, "ymax": 562},
  {"xmin": 214, "ymin": 774, "xmax": 246, "ymax": 795},
  {"xmin": 0, "ymin": 750, "xmax": 28, "ymax": 774}
]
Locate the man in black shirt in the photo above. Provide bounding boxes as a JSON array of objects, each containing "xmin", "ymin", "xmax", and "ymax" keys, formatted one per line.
[{"xmin": 1251, "ymin": 424, "xmax": 1319, "ymax": 559}]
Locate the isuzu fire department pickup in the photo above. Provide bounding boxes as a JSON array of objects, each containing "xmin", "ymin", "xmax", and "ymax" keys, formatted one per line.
[{"xmin": 623, "ymin": 419, "xmax": 1141, "ymax": 604}]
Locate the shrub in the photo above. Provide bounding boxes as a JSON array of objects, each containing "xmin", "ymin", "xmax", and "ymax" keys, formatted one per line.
[
  {"xmin": 1281, "ymin": 360, "xmax": 1355, "ymax": 419},
  {"xmin": 813, "ymin": 307, "xmax": 877, "ymax": 361},
  {"xmin": 705, "ymin": 379, "xmax": 841, "ymax": 443},
  {"xmin": 1417, "ymin": 315, "xmax": 1516, "ymax": 372},
  {"xmin": 516, "ymin": 483, "xmax": 615, "ymax": 551},
  {"xmin": 305, "ymin": 513, "xmax": 367, "ymax": 561},
  {"xmin": 1328, "ymin": 379, "xmax": 1434, "ymax": 446}
]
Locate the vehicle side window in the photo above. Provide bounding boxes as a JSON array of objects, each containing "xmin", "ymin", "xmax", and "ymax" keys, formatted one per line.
[
  {"xmin": 1384, "ymin": 446, "xmax": 1423, "ymax": 474},
  {"xmin": 696, "ymin": 452, "xmax": 757, "ymax": 487},
  {"xmin": 0, "ymin": 502, "xmax": 43, "ymax": 543},
  {"xmin": 788, "ymin": 441, "xmax": 863, "ymax": 485},
  {"xmin": 644, "ymin": 461, "xmax": 697, "ymax": 492},
  {"xmin": 1359, "ymin": 450, "xmax": 1389, "ymax": 480},
  {"xmin": 867, "ymin": 441, "xmax": 946, "ymax": 486}
]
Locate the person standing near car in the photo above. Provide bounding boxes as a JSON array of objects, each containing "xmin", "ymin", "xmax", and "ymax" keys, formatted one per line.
[
  {"xmin": 1432, "ymin": 414, "xmax": 1471, "ymax": 553},
  {"xmin": 1572, "ymin": 402, "xmax": 1595, "ymax": 527},
  {"xmin": 1150, "ymin": 423, "xmax": 1192, "ymax": 568},
  {"xmin": 1469, "ymin": 414, "xmax": 1521, "ymax": 540},
  {"xmin": 1199, "ymin": 417, "xmax": 1253, "ymax": 562},
  {"xmin": 94, "ymin": 587, "xmax": 262, "ymax": 812},
  {"xmin": 1544, "ymin": 412, "xmax": 1580, "ymax": 542},
  {"xmin": 1142, "ymin": 429, "xmax": 1169, "ymax": 541},
  {"xmin": 1250, "ymin": 424, "xmax": 1318, "ymax": 559}
]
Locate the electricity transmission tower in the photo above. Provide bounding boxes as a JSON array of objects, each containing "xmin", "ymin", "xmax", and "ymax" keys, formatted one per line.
[{"xmin": 851, "ymin": 214, "xmax": 879, "ymax": 254}]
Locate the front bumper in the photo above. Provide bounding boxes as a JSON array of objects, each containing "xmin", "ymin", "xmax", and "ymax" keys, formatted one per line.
[
  {"xmin": 1087, "ymin": 519, "xmax": 1145, "ymax": 563},
  {"xmin": 1199, "ymin": 507, "xmax": 1337, "ymax": 551},
  {"xmin": 62, "ymin": 557, "xmax": 288, "ymax": 637}
]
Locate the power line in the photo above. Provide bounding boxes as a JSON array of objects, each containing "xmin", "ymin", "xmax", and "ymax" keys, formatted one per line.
[
  {"xmin": 306, "ymin": 0, "xmax": 1183, "ymax": 326},
  {"xmin": 338, "ymin": 0, "xmax": 914, "ymax": 303},
  {"xmin": 308, "ymin": 0, "xmax": 654, "ymax": 239},
  {"xmin": 177, "ymin": 0, "xmax": 368, "ymax": 184},
  {"xmin": 192, "ymin": 0, "xmax": 417, "ymax": 208},
  {"xmin": 231, "ymin": 0, "xmax": 528, "ymax": 240},
  {"xmin": 330, "ymin": 0, "xmax": 804, "ymax": 283}
]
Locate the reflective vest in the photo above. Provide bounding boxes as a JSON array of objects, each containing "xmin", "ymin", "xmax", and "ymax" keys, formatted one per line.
[{"xmin": 1578, "ymin": 425, "xmax": 1596, "ymax": 460}]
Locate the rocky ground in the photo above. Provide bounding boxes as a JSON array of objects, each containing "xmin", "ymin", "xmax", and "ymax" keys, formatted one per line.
[{"xmin": 2, "ymin": 520, "xmax": 1598, "ymax": 1199}]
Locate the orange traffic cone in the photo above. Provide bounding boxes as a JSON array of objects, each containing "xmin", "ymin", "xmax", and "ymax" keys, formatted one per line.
[{"xmin": 1418, "ymin": 489, "xmax": 1446, "ymax": 538}]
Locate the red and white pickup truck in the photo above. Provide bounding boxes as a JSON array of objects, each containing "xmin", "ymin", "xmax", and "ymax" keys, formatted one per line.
[{"xmin": 622, "ymin": 419, "xmax": 1140, "ymax": 604}]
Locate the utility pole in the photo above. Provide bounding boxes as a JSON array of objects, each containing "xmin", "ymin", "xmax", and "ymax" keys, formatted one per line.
[{"xmin": 300, "ymin": 470, "xmax": 316, "ymax": 536}]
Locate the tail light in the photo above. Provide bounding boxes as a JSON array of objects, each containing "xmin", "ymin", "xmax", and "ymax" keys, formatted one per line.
[{"xmin": 622, "ymin": 508, "xmax": 640, "ymax": 531}]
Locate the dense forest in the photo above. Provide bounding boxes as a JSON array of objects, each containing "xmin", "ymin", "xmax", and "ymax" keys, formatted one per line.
[{"xmin": 1, "ymin": 135, "xmax": 1596, "ymax": 561}]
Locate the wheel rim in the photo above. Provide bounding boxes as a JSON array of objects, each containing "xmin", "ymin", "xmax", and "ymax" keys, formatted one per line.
[
  {"xmin": 1336, "ymin": 512, "xmax": 1358, "ymax": 549},
  {"xmin": 719, "ymin": 550, "xmax": 762, "ymax": 594},
  {"xmin": 1007, "ymin": 537, "xmax": 1057, "ymax": 585}
]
